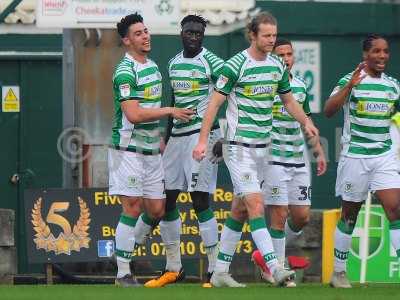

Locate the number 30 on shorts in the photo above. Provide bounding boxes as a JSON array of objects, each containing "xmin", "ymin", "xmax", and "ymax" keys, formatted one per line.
[{"xmin": 298, "ymin": 186, "xmax": 312, "ymax": 201}]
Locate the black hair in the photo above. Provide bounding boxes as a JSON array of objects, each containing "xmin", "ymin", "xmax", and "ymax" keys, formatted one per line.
[
  {"xmin": 180, "ymin": 14, "xmax": 207, "ymax": 29},
  {"xmin": 273, "ymin": 38, "xmax": 292, "ymax": 50},
  {"xmin": 117, "ymin": 13, "xmax": 143, "ymax": 38},
  {"xmin": 246, "ymin": 11, "xmax": 277, "ymax": 41},
  {"xmin": 362, "ymin": 34, "xmax": 386, "ymax": 51}
]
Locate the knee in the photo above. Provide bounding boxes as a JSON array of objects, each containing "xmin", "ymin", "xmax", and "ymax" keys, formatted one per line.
[
  {"xmin": 231, "ymin": 205, "xmax": 248, "ymax": 222},
  {"xmin": 121, "ymin": 197, "xmax": 142, "ymax": 217},
  {"xmin": 292, "ymin": 213, "xmax": 310, "ymax": 229},
  {"xmin": 270, "ymin": 207, "xmax": 288, "ymax": 230},
  {"xmin": 147, "ymin": 202, "xmax": 165, "ymax": 220},
  {"xmin": 385, "ymin": 206, "xmax": 400, "ymax": 222}
]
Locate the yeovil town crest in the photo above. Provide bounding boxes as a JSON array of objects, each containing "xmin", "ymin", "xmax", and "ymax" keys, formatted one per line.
[{"xmin": 31, "ymin": 197, "xmax": 91, "ymax": 255}]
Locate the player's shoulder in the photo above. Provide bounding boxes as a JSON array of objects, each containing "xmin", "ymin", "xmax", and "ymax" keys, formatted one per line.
[
  {"xmin": 268, "ymin": 53, "xmax": 286, "ymax": 71},
  {"xmin": 113, "ymin": 56, "xmax": 136, "ymax": 80},
  {"xmin": 383, "ymin": 73, "xmax": 400, "ymax": 90},
  {"xmin": 292, "ymin": 75, "xmax": 307, "ymax": 89},
  {"xmin": 335, "ymin": 71, "xmax": 353, "ymax": 85},
  {"xmin": 203, "ymin": 48, "xmax": 223, "ymax": 61},
  {"xmin": 168, "ymin": 51, "xmax": 183, "ymax": 67},
  {"xmin": 146, "ymin": 57, "xmax": 159, "ymax": 69},
  {"xmin": 223, "ymin": 51, "xmax": 247, "ymax": 74},
  {"xmin": 226, "ymin": 51, "xmax": 247, "ymax": 65}
]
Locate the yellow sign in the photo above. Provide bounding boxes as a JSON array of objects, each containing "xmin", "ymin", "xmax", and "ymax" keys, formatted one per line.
[
  {"xmin": 2, "ymin": 86, "xmax": 20, "ymax": 112},
  {"xmin": 31, "ymin": 197, "xmax": 91, "ymax": 255}
]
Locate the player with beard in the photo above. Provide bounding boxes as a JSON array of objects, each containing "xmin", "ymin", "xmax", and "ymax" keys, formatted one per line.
[
  {"xmin": 193, "ymin": 12, "xmax": 320, "ymax": 287},
  {"xmin": 252, "ymin": 38, "xmax": 327, "ymax": 287}
]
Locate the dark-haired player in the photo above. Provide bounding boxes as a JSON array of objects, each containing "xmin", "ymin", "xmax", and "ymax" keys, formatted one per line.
[
  {"xmin": 144, "ymin": 14, "xmax": 224, "ymax": 288},
  {"xmin": 109, "ymin": 13, "xmax": 193, "ymax": 287},
  {"xmin": 324, "ymin": 34, "xmax": 400, "ymax": 288}
]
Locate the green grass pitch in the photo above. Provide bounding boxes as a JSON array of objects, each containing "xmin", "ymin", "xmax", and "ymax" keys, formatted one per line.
[{"xmin": 0, "ymin": 283, "xmax": 399, "ymax": 300}]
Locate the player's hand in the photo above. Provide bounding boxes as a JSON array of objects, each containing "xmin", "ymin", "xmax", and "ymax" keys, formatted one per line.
[
  {"xmin": 193, "ymin": 142, "xmax": 207, "ymax": 162},
  {"xmin": 316, "ymin": 152, "xmax": 327, "ymax": 176},
  {"xmin": 348, "ymin": 62, "xmax": 367, "ymax": 88},
  {"xmin": 171, "ymin": 108, "xmax": 194, "ymax": 122},
  {"xmin": 207, "ymin": 138, "xmax": 224, "ymax": 164},
  {"xmin": 302, "ymin": 118, "xmax": 319, "ymax": 139}
]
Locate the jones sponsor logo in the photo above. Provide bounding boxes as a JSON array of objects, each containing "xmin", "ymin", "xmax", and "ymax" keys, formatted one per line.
[
  {"xmin": 358, "ymin": 101, "xmax": 392, "ymax": 115},
  {"xmin": 171, "ymin": 80, "xmax": 199, "ymax": 92},
  {"xmin": 244, "ymin": 85, "xmax": 274, "ymax": 96},
  {"xmin": 144, "ymin": 84, "xmax": 162, "ymax": 99}
]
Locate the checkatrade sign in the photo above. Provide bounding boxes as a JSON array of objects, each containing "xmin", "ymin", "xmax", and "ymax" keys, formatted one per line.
[{"xmin": 36, "ymin": 0, "xmax": 180, "ymax": 28}]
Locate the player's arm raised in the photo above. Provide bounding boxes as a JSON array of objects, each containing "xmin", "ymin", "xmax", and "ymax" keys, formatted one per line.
[
  {"xmin": 324, "ymin": 62, "xmax": 366, "ymax": 118},
  {"xmin": 192, "ymin": 91, "xmax": 226, "ymax": 161},
  {"xmin": 122, "ymin": 100, "xmax": 194, "ymax": 124}
]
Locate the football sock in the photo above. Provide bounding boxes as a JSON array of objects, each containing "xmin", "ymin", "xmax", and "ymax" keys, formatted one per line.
[
  {"xmin": 270, "ymin": 228, "xmax": 286, "ymax": 266},
  {"xmin": 115, "ymin": 214, "xmax": 137, "ymax": 278},
  {"xmin": 215, "ymin": 217, "xmax": 243, "ymax": 273},
  {"xmin": 333, "ymin": 219, "xmax": 354, "ymax": 272},
  {"xmin": 285, "ymin": 218, "xmax": 303, "ymax": 245},
  {"xmin": 160, "ymin": 207, "xmax": 182, "ymax": 272},
  {"xmin": 197, "ymin": 208, "xmax": 219, "ymax": 273},
  {"xmin": 249, "ymin": 217, "xmax": 279, "ymax": 274}
]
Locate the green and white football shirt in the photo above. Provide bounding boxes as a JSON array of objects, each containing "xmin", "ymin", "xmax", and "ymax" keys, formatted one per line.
[
  {"xmin": 331, "ymin": 71, "xmax": 400, "ymax": 158},
  {"xmin": 168, "ymin": 48, "xmax": 224, "ymax": 135},
  {"xmin": 111, "ymin": 53, "xmax": 162, "ymax": 154},
  {"xmin": 271, "ymin": 75, "xmax": 311, "ymax": 164},
  {"xmin": 215, "ymin": 50, "xmax": 291, "ymax": 145}
]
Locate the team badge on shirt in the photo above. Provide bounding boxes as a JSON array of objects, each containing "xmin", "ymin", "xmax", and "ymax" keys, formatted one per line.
[
  {"xmin": 216, "ymin": 75, "xmax": 229, "ymax": 89},
  {"xmin": 191, "ymin": 69, "xmax": 201, "ymax": 78},
  {"xmin": 119, "ymin": 84, "xmax": 130, "ymax": 98},
  {"xmin": 271, "ymin": 72, "xmax": 280, "ymax": 81}
]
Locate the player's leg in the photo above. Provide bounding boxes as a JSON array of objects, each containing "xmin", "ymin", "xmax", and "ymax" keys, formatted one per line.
[
  {"xmin": 331, "ymin": 200, "xmax": 361, "ymax": 288},
  {"xmin": 376, "ymin": 189, "xmax": 400, "ymax": 258},
  {"xmin": 210, "ymin": 144, "xmax": 255, "ymax": 287},
  {"xmin": 108, "ymin": 148, "xmax": 144, "ymax": 287},
  {"xmin": 188, "ymin": 130, "xmax": 219, "ymax": 284},
  {"xmin": 191, "ymin": 191, "xmax": 218, "ymax": 282},
  {"xmin": 145, "ymin": 139, "xmax": 184, "ymax": 287},
  {"xmin": 331, "ymin": 156, "xmax": 367, "ymax": 288},
  {"xmin": 286, "ymin": 166, "xmax": 311, "ymax": 245},
  {"xmin": 243, "ymin": 192, "xmax": 294, "ymax": 285},
  {"xmin": 263, "ymin": 164, "xmax": 291, "ymax": 267},
  {"xmin": 233, "ymin": 147, "xmax": 294, "ymax": 285},
  {"xmin": 211, "ymin": 196, "xmax": 247, "ymax": 287},
  {"xmin": 252, "ymin": 164, "xmax": 289, "ymax": 284},
  {"xmin": 269, "ymin": 205, "xmax": 288, "ymax": 266},
  {"xmin": 371, "ymin": 151, "xmax": 400, "ymax": 259},
  {"xmin": 286, "ymin": 206, "xmax": 310, "ymax": 245}
]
